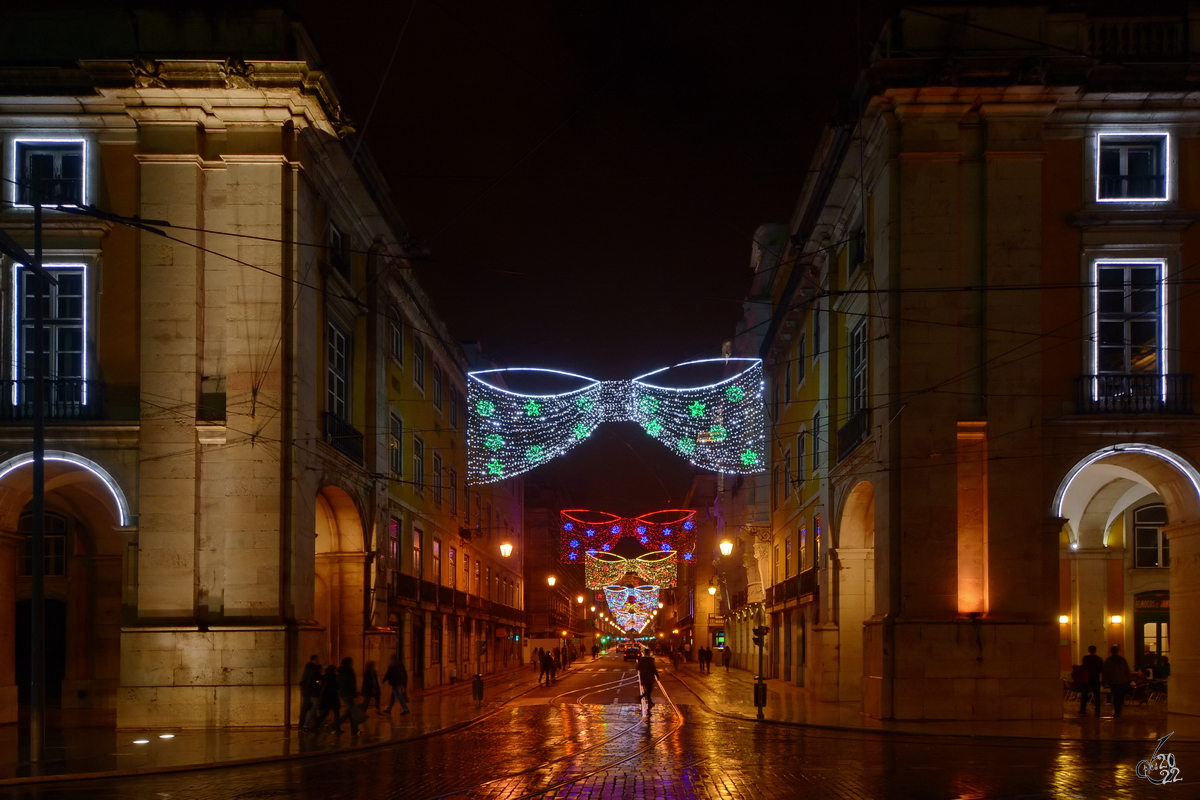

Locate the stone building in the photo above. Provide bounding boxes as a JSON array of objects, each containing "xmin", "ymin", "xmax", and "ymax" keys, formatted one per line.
[
  {"xmin": 718, "ymin": 4, "xmax": 1200, "ymax": 720},
  {"xmin": 0, "ymin": 7, "xmax": 523, "ymax": 729}
]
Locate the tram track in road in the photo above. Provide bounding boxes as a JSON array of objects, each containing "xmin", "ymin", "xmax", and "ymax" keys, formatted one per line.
[{"xmin": 428, "ymin": 662, "xmax": 688, "ymax": 799}]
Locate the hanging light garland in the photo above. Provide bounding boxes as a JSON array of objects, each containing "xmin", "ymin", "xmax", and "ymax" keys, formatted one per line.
[
  {"xmin": 467, "ymin": 358, "xmax": 766, "ymax": 485},
  {"xmin": 559, "ymin": 508, "xmax": 698, "ymax": 563},
  {"xmin": 603, "ymin": 585, "xmax": 661, "ymax": 632},
  {"xmin": 585, "ymin": 551, "xmax": 677, "ymax": 589}
]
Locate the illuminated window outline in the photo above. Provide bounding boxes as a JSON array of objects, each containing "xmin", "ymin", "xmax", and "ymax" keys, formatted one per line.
[
  {"xmin": 1090, "ymin": 257, "xmax": 1168, "ymax": 400},
  {"xmin": 10, "ymin": 137, "xmax": 88, "ymax": 209},
  {"xmin": 10, "ymin": 262, "xmax": 89, "ymax": 406},
  {"xmin": 1095, "ymin": 132, "xmax": 1170, "ymax": 204}
]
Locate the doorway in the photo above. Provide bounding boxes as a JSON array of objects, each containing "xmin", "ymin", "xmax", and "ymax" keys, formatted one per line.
[{"xmin": 15, "ymin": 598, "xmax": 67, "ymax": 705}]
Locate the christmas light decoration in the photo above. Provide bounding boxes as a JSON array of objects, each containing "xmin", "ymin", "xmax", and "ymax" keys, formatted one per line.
[
  {"xmin": 585, "ymin": 551, "xmax": 677, "ymax": 589},
  {"xmin": 559, "ymin": 508, "xmax": 697, "ymax": 563},
  {"xmin": 603, "ymin": 585, "xmax": 661, "ymax": 632},
  {"xmin": 466, "ymin": 358, "xmax": 766, "ymax": 485}
]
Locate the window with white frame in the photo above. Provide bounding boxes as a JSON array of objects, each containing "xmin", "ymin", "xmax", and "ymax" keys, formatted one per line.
[
  {"xmin": 326, "ymin": 321, "xmax": 349, "ymax": 419},
  {"xmin": 390, "ymin": 308, "xmax": 403, "ymax": 364},
  {"xmin": 389, "ymin": 413, "xmax": 403, "ymax": 476},
  {"xmin": 432, "ymin": 452, "xmax": 443, "ymax": 505},
  {"xmin": 449, "ymin": 387, "xmax": 460, "ymax": 430},
  {"xmin": 413, "ymin": 336, "xmax": 426, "ymax": 390},
  {"xmin": 1133, "ymin": 504, "xmax": 1170, "ymax": 569},
  {"xmin": 12, "ymin": 262, "xmax": 88, "ymax": 408},
  {"xmin": 449, "ymin": 469, "xmax": 458, "ymax": 515},
  {"xmin": 849, "ymin": 319, "xmax": 869, "ymax": 414},
  {"xmin": 433, "ymin": 364, "xmax": 444, "ymax": 411},
  {"xmin": 1094, "ymin": 260, "xmax": 1164, "ymax": 376},
  {"xmin": 783, "ymin": 448, "xmax": 792, "ymax": 502},
  {"xmin": 432, "ymin": 538, "xmax": 441, "ymax": 583},
  {"xmin": 412, "ymin": 527, "xmax": 423, "ymax": 577},
  {"xmin": 1097, "ymin": 133, "xmax": 1168, "ymax": 202},
  {"xmin": 796, "ymin": 433, "xmax": 806, "ymax": 486},
  {"xmin": 811, "ymin": 412, "xmax": 820, "ymax": 475},
  {"xmin": 797, "ymin": 333, "xmax": 806, "ymax": 385},
  {"xmin": 771, "ymin": 465, "xmax": 780, "ymax": 510},
  {"xmin": 389, "ymin": 517, "xmax": 400, "ymax": 574},
  {"xmin": 412, "ymin": 435, "xmax": 425, "ymax": 491},
  {"xmin": 14, "ymin": 139, "xmax": 85, "ymax": 207},
  {"xmin": 463, "ymin": 553, "xmax": 471, "ymax": 593},
  {"xmin": 812, "ymin": 307, "xmax": 821, "ymax": 364},
  {"xmin": 448, "ymin": 547, "xmax": 456, "ymax": 587},
  {"xmin": 784, "ymin": 360, "xmax": 792, "ymax": 405},
  {"xmin": 328, "ymin": 224, "xmax": 350, "ymax": 279}
]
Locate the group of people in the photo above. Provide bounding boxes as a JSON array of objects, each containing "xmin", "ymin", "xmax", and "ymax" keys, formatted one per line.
[
  {"xmin": 1074, "ymin": 645, "xmax": 1169, "ymax": 717},
  {"xmin": 297, "ymin": 653, "xmax": 411, "ymax": 736},
  {"xmin": 533, "ymin": 645, "xmax": 575, "ymax": 685}
]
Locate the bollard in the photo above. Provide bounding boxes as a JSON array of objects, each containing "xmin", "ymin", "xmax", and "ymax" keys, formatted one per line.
[{"xmin": 472, "ymin": 673, "xmax": 484, "ymax": 707}]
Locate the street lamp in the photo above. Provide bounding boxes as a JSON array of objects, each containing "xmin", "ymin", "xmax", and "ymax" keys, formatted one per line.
[
  {"xmin": 500, "ymin": 541, "xmax": 513, "ymax": 558},
  {"xmin": 719, "ymin": 538, "xmax": 733, "ymax": 556},
  {"xmin": 547, "ymin": 575, "xmax": 556, "ymax": 587},
  {"xmin": 576, "ymin": 595, "xmax": 584, "ymax": 604},
  {"xmin": 708, "ymin": 585, "xmax": 718, "ymax": 596}
]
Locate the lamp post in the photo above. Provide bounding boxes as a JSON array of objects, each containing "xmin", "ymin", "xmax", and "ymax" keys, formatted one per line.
[
  {"xmin": 719, "ymin": 538, "xmax": 733, "ymax": 557},
  {"xmin": 499, "ymin": 541, "xmax": 513, "ymax": 558}
]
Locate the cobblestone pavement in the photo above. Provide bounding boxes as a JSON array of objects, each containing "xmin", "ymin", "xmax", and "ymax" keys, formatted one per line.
[{"xmin": 7, "ymin": 670, "xmax": 1197, "ymax": 799}]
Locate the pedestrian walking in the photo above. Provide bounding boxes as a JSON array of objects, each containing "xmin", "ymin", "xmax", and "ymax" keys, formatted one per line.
[
  {"xmin": 297, "ymin": 654, "xmax": 321, "ymax": 727},
  {"xmin": 332, "ymin": 656, "xmax": 362, "ymax": 735},
  {"xmin": 592, "ymin": 644, "xmax": 599, "ymax": 660},
  {"xmin": 382, "ymin": 654, "xmax": 411, "ymax": 715},
  {"xmin": 361, "ymin": 660, "xmax": 382, "ymax": 711},
  {"xmin": 549, "ymin": 650, "xmax": 559, "ymax": 684},
  {"xmin": 1078, "ymin": 645, "xmax": 1104, "ymax": 714},
  {"xmin": 636, "ymin": 650, "xmax": 659, "ymax": 711},
  {"xmin": 304, "ymin": 664, "xmax": 340, "ymax": 730},
  {"xmin": 722, "ymin": 646, "xmax": 732, "ymax": 671},
  {"xmin": 539, "ymin": 650, "xmax": 553, "ymax": 685},
  {"xmin": 1103, "ymin": 645, "xmax": 1132, "ymax": 718}
]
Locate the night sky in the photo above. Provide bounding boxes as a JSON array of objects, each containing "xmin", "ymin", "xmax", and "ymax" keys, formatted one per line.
[{"xmin": 292, "ymin": 1, "xmax": 895, "ymax": 510}]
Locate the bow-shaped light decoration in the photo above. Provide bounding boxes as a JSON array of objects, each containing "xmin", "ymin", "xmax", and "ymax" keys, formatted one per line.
[
  {"xmin": 560, "ymin": 509, "xmax": 698, "ymax": 563},
  {"xmin": 467, "ymin": 358, "xmax": 766, "ymax": 485},
  {"xmin": 603, "ymin": 585, "xmax": 661, "ymax": 633},
  {"xmin": 585, "ymin": 550, "xmax": 677, "ymax": 589}
]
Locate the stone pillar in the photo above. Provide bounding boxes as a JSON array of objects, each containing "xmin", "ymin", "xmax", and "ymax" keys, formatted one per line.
[
  {"xmin": 0, "ymin": 532, "xmax": 19, "ymax": 723},
  {"xmin": 1070, "ymin": 548, "xmax": 1110, "ymax": 660},
  {"xmin": 833, "ymin": 547, "xmax": 873, "ymax": 702},
  {"xmin": 1164, "ymin": 520, "xmax": 1200, "ymax": 715}
]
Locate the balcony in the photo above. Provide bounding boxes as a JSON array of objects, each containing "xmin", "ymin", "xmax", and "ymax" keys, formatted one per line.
[
  {"xmin": 0, "ymin": 379, "xmax": 103, "ymax": 421},
  {"xmin": 389, "ymin": 572, "xmax": 418, "ymax": 602},
  {"xmin": 1087, "ymin": 17, "xmax": 1185, "ymax": 61},
  {"xmin": 837, "ymin": 407, "xmax": 871, "ymax": 462},
  {"xmin": 798, "ymin": 568, "xmax": 817, "ymax": 599},
  {"xmin": 323, "ymin": 411, "xmax": 365, "ymax": 463},
  {"xmin": 1075, "ymin": 374, "xmax": 1192, "ymax": 415}
]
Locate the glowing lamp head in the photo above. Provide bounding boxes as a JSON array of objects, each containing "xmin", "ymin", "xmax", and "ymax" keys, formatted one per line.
[
  {"xmin": 719, "ymin": 539, "xmax": 733, "ymax": 556},
  {"xmin": 1111, "ymin": 615, "xmax": 1123, "ymax": 625},
  {"xmin": 1058, "ymin": 615, "xmax": 1069, "ymax": 624},
  {"xmin": 500, "ymin": 542, "xmax": 513, "ymax": 558},
  {"xmin": 577, "ymin": 595, "xmax": 584, "ymax": 604},
  {"xmin": 547, "ymin": 575, "xmax": 557, "ymax": 587},
  {"xmin": 708, "ymin": 585, "xmax": 717, "ymax": 596}
]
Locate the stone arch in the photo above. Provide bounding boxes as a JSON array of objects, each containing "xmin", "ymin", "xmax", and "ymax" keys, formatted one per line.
[
  {"xmin": 833, "ymin": 479, "xmax": 876, "ymax": 704},
  {"xmin": 313, "ymin": 485, "xmax": 367, "ymax": 666},
  {"xmin": 1052, "ymin": 443, "xmax": 1200, "ymax": 716}
]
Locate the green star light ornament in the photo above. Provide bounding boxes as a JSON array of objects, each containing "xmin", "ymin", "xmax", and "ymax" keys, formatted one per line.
[
  {"xmin": 740, "ymin": 450, "xmax": 759, "ymax": 467},
  {"xmin": 476, "ymin": 399, "xmax": 496, "ymax": 417},
  {"xmin": 484, "ymin": 433, "xmax": 504, "ymax": 450},
  {"xmin": 688, "ymin": 401, "xmax": 707, "ymax": 418},
  {"xmin": 523, "ymin": 399, "xmax": 542, "ymax": 416},
  {"xmin": 725, "ymin": 385, "xmax": 744, "ymax": 403}
]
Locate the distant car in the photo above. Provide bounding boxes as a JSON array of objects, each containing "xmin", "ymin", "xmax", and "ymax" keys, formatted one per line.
[{"xmin": 623, "ymin": 647, "xmax": 641, "ymax": 662}]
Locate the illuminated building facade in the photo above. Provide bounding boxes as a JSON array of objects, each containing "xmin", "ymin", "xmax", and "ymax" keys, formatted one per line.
[
  {"xmin": 718, "ymin": 5, "xmax": 1200, "ymax": 720},
  {"xmin": 0, "ymin": 8, "xmax": 523, "ymax": 728}
]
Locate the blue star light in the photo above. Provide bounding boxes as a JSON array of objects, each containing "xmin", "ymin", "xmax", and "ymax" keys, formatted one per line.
[
  {"xmin": 683, "ymin": 521, "xmax": 694, "ymax": 530},
  {"xmin": 570, "ymin": 539, "xmax": 579, "ymax": 548},
  {"xmin": 661, "ymin": 543, "xmax": 671, "ymax": 551},
  {"xmin": 564, "ymin": 522, "xmax": 574, "ymax": 531},
  {"xmin": 602, "ymin": 543, "xmax": 612, "ymax": 551},
  {"xmin": 683, "ymin": 552, "xmax": 693, "ymax": 561}
]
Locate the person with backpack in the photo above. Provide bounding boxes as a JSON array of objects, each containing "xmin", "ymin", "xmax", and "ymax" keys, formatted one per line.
[{"xmin": 1079, "ymin": 645, "xmax": 1105, "ymax": 714}]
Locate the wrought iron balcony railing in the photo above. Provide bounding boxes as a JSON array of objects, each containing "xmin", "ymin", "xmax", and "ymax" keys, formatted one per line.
[
  {"xmin": 0, "ymin": 379, "xmax": 102, "ymax": 420},
  {"xmin": 837, "ymin": 406, "xmax": 871, "ymax": 462},
  {"xmin": 1075, "ymin": 374, "xmax": 1192, "ymax": 415},
  {"xmin": 322, "ymin": 411, "xmax": 365, "ymax": 463}
]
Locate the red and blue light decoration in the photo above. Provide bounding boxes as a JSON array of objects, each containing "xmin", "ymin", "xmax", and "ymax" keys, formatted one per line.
[
  {"xmin": 603, "ymin": 585, "xmax": 661, "ymax": 633},
  {"xmin": 559, "ymin": 509, "xmax": 698, "ymax": 564}
]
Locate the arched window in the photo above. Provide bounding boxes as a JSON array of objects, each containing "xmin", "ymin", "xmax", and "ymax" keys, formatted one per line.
[
  {"xmin": 18, "ymin": 512, "xmax": 67, "ymax": 577},
  {"xmin": 1133, "ymin": 504, "xmax": 1170, "ymax": 568}
]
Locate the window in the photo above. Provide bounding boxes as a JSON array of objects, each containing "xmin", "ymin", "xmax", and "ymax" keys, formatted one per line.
[
  {"xmin": 1097, "ymin": 134, "xmax": 1168, "ymax": 202},
  {"xmin": 433, "ymin": 365, "xmax": 444, "ymax": 412},
  {"xmin": 849, "ymin": 319, "xmax": 869, "ymax": 414},
  {"xmin": 18, "ymin": 512, "xmax": 67, "ymax": 577},
  {"xmin": 1094, "ymin": 260, "xmax": 1164, "ymax": 376},
  {"xmin": 812, "ymin": 307, "xmax": 821, "ymax": 363},
  {"xmin": 326, "ymin": 321, "xmax": 349, "ymax": 419},
  {"xmin": 772, "ymin": 465, "xmax": 780, "ymax": 510},
  {"xmin": 785, "ymin": 534, "xmax": 793, "ymax": 577},
  {"xmin": 432, "ymin": 538, "xmax": 441, "ymax": 583},
  {"xmin": 390, "ymin": 308, "xmax": 403, "ymax": 364},
  {"xmin": 413, "ymin": 336, "xmax": 426, "ymax": 390},
  {"xmin": 774, "ymin": 544, "xmax": 781, "ymax": 582},
  {"xmin": 449, "ymin": 387, "xmax": 460, "ymax": 430},
  {"xmin": 1134, "ymin": 504, "xmax": 1170, "ymax": 568},
  {"xmin": 772, "ymin": 384, "xmax": 780, "ymax": 423},
  {"xmin": 784, "ymin": 360, "xmax": 792, "ymax": 405},
  {"xmin": 432, "ymin": 453, "xmax": 443, "ymax": 505},
  {"xmin": 449, "ymin": 469, "xmax": 458, "ymax": 515},
  {"xmin": 448, "ymin": 547, "xmax": 456, "ymax": 588},
  {"xmin": 799, "ymin": 524, "xmax": 808, "ymax": 571},
  {"xmin": 389, "ymin": 414, "xmax": 403, "ymax": 476},
  {"xmin": 412, "ymin": 527, "xmax": 423, "ymax": 577},
  {"xmin": 783, "ymin": 448, "xmax": 792, "ymax": 503},
  {"xmin": 796, "ymin": 433, "xmax": 806, "ymax": 486},
  {"xmin": 811, "ymin": 413, "xmax": 820, "ymax": 475},
  {"xmin": 412, "ymin": 435, "xmax": 425, "ymax": 491},
  {"xmin": 15, "ymin": 139, "xmax": 85, "ymax": 207},
  {"xmin": 464, "ymin": 553, "xmax": 471, "ymax": 593},
  {"xmin": 328, "ymin": 224, "xmax": 350, "ymax": 279},
  {"xmin": 814, "ymin": 514, "xmax": 822, "ymax": 569},
  {"xmin": 797, "ymin": 334, "xmax": 806, "ymax": 385},
  {"xmin": 389, "ymin": 517, "xmax": 401, "ymax": 574},
  {"xmin": 475, "ymin": 493, "xmax": 482, "ymax": 528},
  {"xmin": 486, "ymin": 566, "xmax": 491, "ymax": 599},
  {"xmin": 474, "ymin": 560, "xmax": 481, "ymax": 594},
  {"xmin": 464, "ymin": 484, "xmax": 471, "ymax": 525},
  {"xmin": 12, "ymin": 263, "xmax": 88, "ymax": 408}
]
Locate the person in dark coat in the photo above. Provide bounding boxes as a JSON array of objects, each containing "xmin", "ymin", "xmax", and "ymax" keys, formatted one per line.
[
  {"xmin": 383, "ymin": 654, "xmax": 411, "ymax": 714},
  {"xmin": 304, "ymin": 664, "xmax": 340, "ymax": 731},
  {"xmin": 1103, "ymin": 645, "xmax": 1132, "ymax": 718},
  {"xmin": 333, "ymin": 656, "xmax": 361, "ymax": 735},
  {"xmin": 722, "ymin": 646, "xmax": 732, "ymax": 670},
  {"xmin": 1079, "ymin": 645, "xmax": 1105, "ymax": 714},
  {"xmin": 361, "ymin": 660, "xmax": 382, "ymax": 711},
  {"xmin": 636, "ymin": 651, "xmax": 659, "ymax": 709},
  {"xmin": 297, "ymin": 654, "xmax": 321, "ymax": 727}
]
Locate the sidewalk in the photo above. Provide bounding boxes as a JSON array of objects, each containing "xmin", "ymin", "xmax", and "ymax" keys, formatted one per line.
[
  {"xmin": 0, "ymin": 665, "xmax": 543, "ymax": 786},
  {"xmin": 666, "ymin": 659, "xmax": 1200, "ymax": 743}
]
